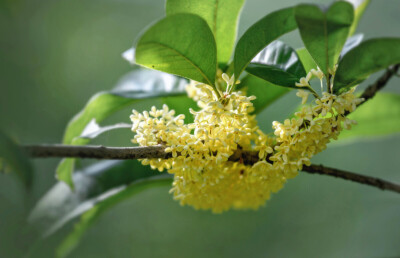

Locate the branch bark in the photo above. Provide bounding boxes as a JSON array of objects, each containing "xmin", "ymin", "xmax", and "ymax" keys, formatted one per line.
[
  {"xmin": 24, "ymin": 144, "xmax": 170, "ymax": 160},
  {"xmin": 358, "ymin": 64, "xmax": 400, "ymax": 106},
  {"xmin": 302, "ymin": 164, "xmax": 400, "ymax": 194},
  {"xmin": 342, "ymin": 64, "xmax": 399, "ymax": 116},
  {"xmin": 23, "ymin": 144, "xmax": 400, "ymax": 194}
]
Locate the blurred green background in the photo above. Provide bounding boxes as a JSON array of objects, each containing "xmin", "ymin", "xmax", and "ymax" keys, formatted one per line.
[{"xmin": 1, "ymin": 0, "xmax": 400, "ymax": 257}]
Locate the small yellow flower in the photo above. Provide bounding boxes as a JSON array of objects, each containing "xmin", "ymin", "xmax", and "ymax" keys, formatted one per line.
[
  {"xmin": 296, "ymin": 90, "xmax": 310, "ymax": 104},
  {"xmin": 295, "ymin": 71, "xmax": 313, "ymax": 87},
  {"xmin": 310, "ymin": 68, "xmax": 324, "ymax": 80}
]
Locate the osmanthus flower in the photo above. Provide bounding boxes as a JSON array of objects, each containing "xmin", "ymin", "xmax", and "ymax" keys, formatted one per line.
[
  {"xmin": 254, "ymin": 132, "xmax": 274, "ymax": 160},
  {"xmin": 295, "ymin": 72, "xmax": 312, "ymax": 87},
  {"xmin": 295, "ymin": 106, "xmax": 313, "ymax": 124},
  {"xmin": 296, "ymin": 90, "xmax": 310, "ymax": 104},
  {"xmin": 130, "ymin": 72, "xmax": 363, "ymax": 213}
]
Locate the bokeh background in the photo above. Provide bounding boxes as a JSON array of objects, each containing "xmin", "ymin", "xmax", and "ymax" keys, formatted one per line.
[{"xmin": 1, "ymin": 0, "xmax": 400, "ymax": 257}]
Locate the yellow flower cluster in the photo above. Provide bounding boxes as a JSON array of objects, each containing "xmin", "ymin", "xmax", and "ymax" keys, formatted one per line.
[{"xmin": 130, "ymin": 71, "xmax": 363, "ymax": 213}]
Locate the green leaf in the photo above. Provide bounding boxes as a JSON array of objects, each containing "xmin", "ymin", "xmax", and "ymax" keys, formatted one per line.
[
  {"xmin": 163, "ymin": 95, "xmax": 198, "ymax": 124},
  {"xmin": 239, "ymin": 74, "xmax": 290, "ymax": 114},
  {"xmin": 233, "ymin": 7, "xmax": 297, "ymax": 78},
  {"xmin": 56, "ymin": 159, "xmax": 76, "ymax": 189},
  {"xmin": 340, "ymin": 33, "xmax": 363, "ymax": 57},
  {"xmin": 55, "ymin": 175, "xmax": 172, "ymax": 258},
  {"xmin": 63, "ymin": 69, "xmax": 187, "ymax": 145},
  {"xmin": 296, "ymin": 48, "xmax": 318, "ymax": 72},
  {"xmin": 245, "ymin": 41, "xmax": 306, "ymax": 88},
  {"xmin": 166, "ymin": 0, "xmax": 245, "ymax": 67},
  {"xmin": 296, "ymin": 34, "xmax": 362, "ymax": 75},
  {"xmin": 0, "ymin": 130, "xmax": 33, "ymax": 189},
  {"xmin": 337, "ymin": 93, "xmax": 400, "ymax": 141},
  {"xmin": 295, "ymin": 2, "xmax": 354, "ymax": 77},
  {"xmin": 343, "ymin": 0, "xmax": 371, "ymax": 36},
  {"xmin": 135, "ymin": 13, "xmax": 217, "ymax": 86},
  {"xmin": 58, "ymin": 69, "xmax": 187, "ymax": 188},
  {"xmin": 333, "ymin": 38, "xmax": 400, "ymax": 94},
  {"xmin": 30, "ymin": 160, "xmax": 159, "ymax": 237},
  {"xmin": 122, "ymin": 47, "xmax": 135, "ymax": 64},
  {"xmin": 79, "ymin": 120, "xmax": 131, "ymax": 140},
  {"xmin": 62, "ymin": 94, "xmax": 133, "ymax": 146}
]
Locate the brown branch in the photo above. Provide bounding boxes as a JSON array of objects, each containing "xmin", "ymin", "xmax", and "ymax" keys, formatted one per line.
[
  {"xmin": 302, "ymin": 164, "xmax": 400, "ymax": 194},
  {"xmin": 24, "ymin": 144, "xmax": 261, "ymax": 163},
  {"xmin": 24, "ymin": 144, "xmax": 170, "ymax": 160},
  {"xmin": 23, "ymin": 144, "xmax": 400, "ymax": 194},
  {"xmin": 341, "ymin": 64, "xmax": 399, "ymax": 117},
  {"xmin": 357, "ymin": 64, "xmax": 399, "ymax": 107}
]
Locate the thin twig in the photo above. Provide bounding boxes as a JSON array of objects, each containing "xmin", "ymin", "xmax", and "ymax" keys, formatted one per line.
[
  {"xmin": 23, "ymin": 144, "xmax": 400, "ymax": 194},
  {"xmin": 23, "ymin": 144, "xmax": 170, "ymax": 160},
  {"xmin": 342, "ymin": 64, "xmax": 399, "ymax": 116},
  {"xmin": 341, "ymin": 63, "xmax": 399, "ymax": 115},
  {"xmin": 302, "ymin": 164, "xmax": 400, "ymax": 194},
  {"xmin": 357, "ymin": 64, "xmax": 399, "ymax": 107}
]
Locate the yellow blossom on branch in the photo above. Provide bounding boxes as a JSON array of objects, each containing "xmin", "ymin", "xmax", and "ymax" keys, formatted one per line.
[{"xmin": 130, "ymin": 71, "xmax": 363, "ymax": 213}]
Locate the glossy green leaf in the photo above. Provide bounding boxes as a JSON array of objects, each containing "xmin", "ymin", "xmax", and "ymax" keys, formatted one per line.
[
  {"xmin": 122, "ymin": 47, "xmax": 135, "ymax": 64},
  {"xmin": 56, "ymin": 176, "xmax": 172, "ymax": 258},
  {"xmin": 30, "ymin": 160, "xmax": 159, "ymax": 237},
  {"xmin": 333, "ymin": 38, "xmax": 400, "ymax": 94},
  {"xmin": 166, "ymin": 0, "xmax": 245, "ymax": 66},
  {"xmin": 0, "ymin": 130, "xmax": 33, "ymax": 189},
  {"xmin": 298, "ymin": 35, "xmax": 359, "ymax": 72},
  {"xmin": 295, "ymin": 2, "xmax": 354, "ymax": 76},
  {"xmin": 135, "ymin": 13, "xmax": 217, "ymax": 86},
  {"xmin": 62, "ymin": 94, "xmax": 133, "ymax": 146},
  {"xmin": 57, "ymin": 120, "xmax": 131, "ymax": 187},
  {"xmin": 343, "ymin": 0, "xmax": 371, "ymax": 36},
  {"xmin": 233, "ymin": 7, "xmax": 297, "ymax": 78},
  {"xmin": 56, "ymin": 159, "xmax": 76, "ymax": 189},
  {"xmin": 163, "ymin": 95, "xmax": 198, "ymax": 124},
  {"xmin": 246, "ymin": 41, "xmax": 306, "ymax": 88},
  {"xmin": 58, "ymin": 69, "xmax": 187, "ymax": 188},
  {"xmin": 63, "ymin": 69, "xmax": 187, "ymax": 145},
  {"xmin": 246, "ymin": 64, "xmax": 300, "ymax": 89},
  {"xmin": 79, "ymin": 120, "xmax": 131, "ymax": 140},
  {"xmin": 340, "ymin": 33, "xmax": 363, "ymax": 57},
  {"xmin": 296, "ymin": 48, "xmax": 317, "ymax": 72},
  {"xmin": 295, "ymin": 34, "xmax": 363, "ymax": 75},
  {"xmin": 239, "ymin": 74, "xmax": 290, "ymax": 113},
  {"xmin": 338, "ymin": 93, "xmax": 400, "ymax": 141}
]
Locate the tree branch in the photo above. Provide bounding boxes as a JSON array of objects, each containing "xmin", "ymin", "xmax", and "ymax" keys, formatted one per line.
[
  {"xmin": 23, "ymin": 144, "xmax": 400, "ymax": 194},
  {"xmin": 302, "ymin": 164, "xmax": 400, "ymax": 194},
  {"xmin": 358, "ymin": 64, "xmax": 400, "ymax": 106},
  {"xmin": 20, "ymin": 65, "xmax": 400, "ymax": 194},
  {"xmin": 340, "ymin": 64, "xmax": 399, "ymax": 117},
  {"xmin": 23, "ymin": 144, "xmax": 170, "ymax": 160}
]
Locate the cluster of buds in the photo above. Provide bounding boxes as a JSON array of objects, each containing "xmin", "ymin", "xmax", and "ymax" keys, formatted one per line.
[{"xmin": 130, "ymin": 70, "xmax": 363, "ymax": 213}]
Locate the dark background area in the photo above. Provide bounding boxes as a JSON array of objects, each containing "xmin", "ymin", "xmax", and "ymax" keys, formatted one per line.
[{"xmin": 0, "ymin": 0, "xmax": 399, "ymax": 257}]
